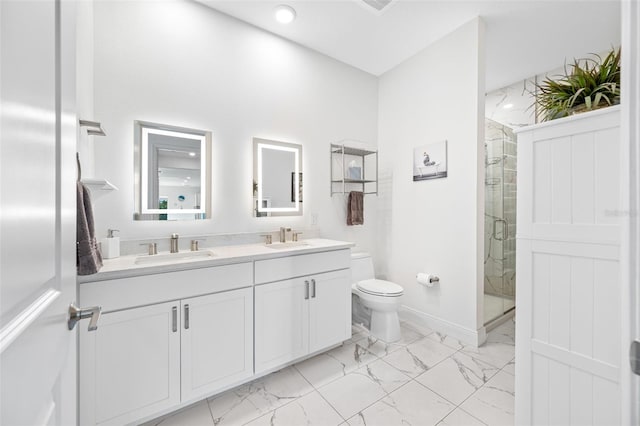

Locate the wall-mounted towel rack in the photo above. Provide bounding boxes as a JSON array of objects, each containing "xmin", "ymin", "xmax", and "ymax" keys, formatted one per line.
[
  {"xmin": 330, "ymin": 141, "xmax": 378, "ymax": 196},
  {"xmin": 76, "ymin": 152, "xmax": 117, "ymax": 191},
  {"xmin": 81, "ymin": 178, "xmax": 118, "ymax": 191},
  {"xmin": 79, "ymin": 119, "xmax": 106, "ymax": 136}
]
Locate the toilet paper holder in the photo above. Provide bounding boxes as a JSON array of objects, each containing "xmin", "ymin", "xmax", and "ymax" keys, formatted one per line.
[{"xmin": 416, "ymin": 273, "xmax": 440, "ymax": 286}]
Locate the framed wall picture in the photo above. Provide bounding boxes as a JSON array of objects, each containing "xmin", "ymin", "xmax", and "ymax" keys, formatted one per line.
[{"xmin": 413, "ymin": 140, "xmax": 448, "ymax": 181}]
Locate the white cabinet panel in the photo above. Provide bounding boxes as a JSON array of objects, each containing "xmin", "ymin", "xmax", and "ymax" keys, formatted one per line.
[
  {"xmin": 309, "ymin": 270, "xmax": 351, "ymax": 353},
  {"xmin": 550, "ymin": 137, "xmax": 572, "ymax": 224},
  {"xmin": 255, "ymin": 278, "xmax": 309, "ymax": 373},
  {"xmin": 549, "ymin": 255, "xmax": 571, "ymax": 349},
  {"xmin": 593, "ymin": 259, "xmax": 620, "ymax": 366},
  {"xmin": 570, "ymin": 257, "xmax": 594, "ymax": 356},
  {"xmin": 548, "ymin": 359, "xmax": 571, "ymax": 425},
  {"xmin": 254, "ymin": 249, "xmax": 350, "ymax": 284},
  {"xmin": 181, "ymin": 288, "xmax": 253, "ymax": 402},
  {"xmin": 255, "ymin": 269, "xmax": 351, "ymax": 374},
  {"xmin": 80, "ymin": 262, "xmax": 253, "ymax": 312},
  {"xmin": 593, "ymin": 376, "xmax": 620, "ymax": 425},
  {"xmin": 80, "ymin": 302, "xmax": 180, "ymax": 426},
  {"xmin": 569, "ymin": 368, "xmax": 593, "ymax": 425},
  {"xmin": 594, "ymin": 127, "xmax": 620, "ymax": 225},
  {"xmin": 531, "ymin": 253, "xmax": 550, "ymax": 342},
  {"xmin": 570, "ymin": 132, "xmax": 595, "ymax": 224},
  {"xmin": 533, "ymin": 140, "xmax": 552, "ymax": 224}
]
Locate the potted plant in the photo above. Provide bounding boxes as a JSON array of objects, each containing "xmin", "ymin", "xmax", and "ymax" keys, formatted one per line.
[{"xmin": 534, "ymin": 47, "xmax": 620, "ymax": 121}]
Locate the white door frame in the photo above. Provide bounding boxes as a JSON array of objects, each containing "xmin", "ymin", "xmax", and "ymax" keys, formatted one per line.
[{"xmin": 620, "ymin": 1, "xmax": 640, "ymax": 424}]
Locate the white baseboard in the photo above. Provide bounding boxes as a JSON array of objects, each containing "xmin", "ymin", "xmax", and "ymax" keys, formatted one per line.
[{"xmin": 399, "ymin": 305, "xmax": 486, "ymax": 347}]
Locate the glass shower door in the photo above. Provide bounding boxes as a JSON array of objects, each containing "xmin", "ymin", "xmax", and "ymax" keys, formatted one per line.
[{"xmin": 484, "ymin": 119, "xmax": 516, "ymax": 324}]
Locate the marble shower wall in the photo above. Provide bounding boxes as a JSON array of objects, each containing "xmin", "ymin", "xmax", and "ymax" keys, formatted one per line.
[{"xmin": 484, "ymin": 119, "xmax": 516, "ymax": 300}]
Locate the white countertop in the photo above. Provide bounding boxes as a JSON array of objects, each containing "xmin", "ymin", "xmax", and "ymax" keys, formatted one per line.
[{"xmin": 78, "ymin": 238, "xmax": 355, "ymax": 283}]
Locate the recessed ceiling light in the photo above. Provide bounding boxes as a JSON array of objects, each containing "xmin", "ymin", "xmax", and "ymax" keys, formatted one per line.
[
  {"xmin": 189, "ymin": 152, "xmax": 196, "ymax": 156},
  {"xmin": 503, "ymin": 103, "xmax": 514, "ymax": 109},
  {"xmin": 274, "ymin": 5, "xmax": 296, "ymax": 24}
]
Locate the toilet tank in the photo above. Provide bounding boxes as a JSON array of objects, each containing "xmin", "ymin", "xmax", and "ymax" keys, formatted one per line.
[{"xmin": 351, "ymin": 252, "xmax": 375, "ymax": 282}]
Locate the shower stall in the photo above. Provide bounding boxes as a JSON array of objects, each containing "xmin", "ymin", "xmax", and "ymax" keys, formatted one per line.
[{"xmin": 484, "ymin": 118, "xmax": 517, "ymax": 325}]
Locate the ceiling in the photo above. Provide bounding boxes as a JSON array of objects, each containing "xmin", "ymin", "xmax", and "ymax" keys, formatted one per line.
[{"xmin": 197, "ymin": 0, "xmax": 620, "ymax": 92}]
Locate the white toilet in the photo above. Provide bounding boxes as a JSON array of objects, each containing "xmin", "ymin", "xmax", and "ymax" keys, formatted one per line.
[{"xmin": 351, "ymin": 252, "xmax": 404, "ymax": 342}]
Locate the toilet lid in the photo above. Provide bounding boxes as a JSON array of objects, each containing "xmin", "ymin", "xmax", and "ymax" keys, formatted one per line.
[{"xmin": 356, "ymin": 279, "xmax": 403, "ymax": 296}]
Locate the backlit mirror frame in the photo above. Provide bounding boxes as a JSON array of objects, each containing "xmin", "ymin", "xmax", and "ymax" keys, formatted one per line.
[
  {"xmin": 253, "ymin": 137, "xmax": 303, "ymax": 217},
  {"xmin": 134, "ymin": 120, "xmax": 212, "ymax": 220}
]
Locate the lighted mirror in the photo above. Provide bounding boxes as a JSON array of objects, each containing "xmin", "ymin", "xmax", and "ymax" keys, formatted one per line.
[
  {"xmin": 253, "ymin": 138, "xmax": 303, "ymax": 217},
  {"xmin": 134, "ymin": 121, "xmax": 211, "ymax": 220}
]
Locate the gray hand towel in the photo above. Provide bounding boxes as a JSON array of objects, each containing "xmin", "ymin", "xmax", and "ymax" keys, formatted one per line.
[
  {"xmin": 347, "ymin": 191, "xmax": 364, "ymax": 226},
  {"xmin": 77, "ymin": 181, "xmax": 103, "ymax": 275}
]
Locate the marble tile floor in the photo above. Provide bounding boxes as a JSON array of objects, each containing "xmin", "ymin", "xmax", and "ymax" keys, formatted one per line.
[{"xmin": 143, "ymin": 319, "xmax": 515, "ymax": 426}]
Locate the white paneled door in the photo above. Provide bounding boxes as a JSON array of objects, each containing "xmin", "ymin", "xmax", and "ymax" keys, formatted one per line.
[
  {"xmin": 515, "ymin": 108, "xmax": 624, "ymax": 424},
  {"xmin": 0, "ymin": 1, "xmax": 78, "ymax": 425}
]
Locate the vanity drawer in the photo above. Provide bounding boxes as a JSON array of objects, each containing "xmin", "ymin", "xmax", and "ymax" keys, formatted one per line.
[
  {"xmin": 80, "ymin": 262, "xmax": 253, "ymax": 312},
  {"xmin": 254, "ymin": 249, "xmax": 350, "ymax": 284}
]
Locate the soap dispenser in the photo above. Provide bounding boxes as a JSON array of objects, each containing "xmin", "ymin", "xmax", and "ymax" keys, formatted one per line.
[{"xmin": 100, "ymin": 229, "xmax": 120, "ymax": 259}]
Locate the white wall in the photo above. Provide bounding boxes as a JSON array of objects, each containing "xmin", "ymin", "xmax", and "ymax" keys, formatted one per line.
[
  {"xmin": 76, "ymin": 0, "xmax": 95, "ymax": 176},
  {"xmin": 92, "ymin": 0, "xmax": 378, "ymax": 250},
  {"xmin": 377, "ymin": 18, "xmax": 486, "ymax": 344}
]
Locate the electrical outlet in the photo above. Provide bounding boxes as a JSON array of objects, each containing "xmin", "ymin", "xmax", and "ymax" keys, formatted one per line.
[{"xmin": 311, "ymin": 213, "xmax": 319, "ymax": 226}]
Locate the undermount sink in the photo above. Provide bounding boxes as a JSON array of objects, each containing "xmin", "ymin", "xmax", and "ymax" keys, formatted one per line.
[
  {"xmin": 135, "ymin": 250, "xmax": 216, "ymax": 265},
  {"xmin": 265, "ymin": 241, "xmax": 310, "ymax": 250}
]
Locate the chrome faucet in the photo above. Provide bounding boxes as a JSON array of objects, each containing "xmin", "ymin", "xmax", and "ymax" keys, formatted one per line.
[
  {"xmin": 170, "ymin": 233, "xmax": 179, "ymax": 253},
  {"xmin": 279, "ymin": 227, "xmax": 291, "ymax": 243}
]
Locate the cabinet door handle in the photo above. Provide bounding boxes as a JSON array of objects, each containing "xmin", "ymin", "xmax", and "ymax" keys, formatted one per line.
[
  {"xmin": 184, "ymin": 304, "xmax": 190, "ymax": 330},
  {"xmin": 172, "ymin": 306, "xmax": 177, "ymax": 333},
  {"xmin": 304, "ymin": 280, "xmax": 309, "ymax": 300},
  {"xmin": 311, "ymin": 279, "xmax": 316, "ymax": 298}
]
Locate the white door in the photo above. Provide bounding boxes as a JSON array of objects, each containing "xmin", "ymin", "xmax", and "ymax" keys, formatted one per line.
[
  {"xmin": 181, "ymin": 288, "xmax": 253, "ymax": 402},
  {"xmin": 309, "ymin": 270, "xmax": 351, "ymax": 353},
  {"xmin": 621, "ymin": 1, "xmax": 640, "ymax": 423},
  {"xmin": 79, "ymin": 302, "xmax": 181, "ymax": 426},
  {"xmin": 1, "ymin": 1, "xmax": 78, "ymax": 425},
  {"xmin": 515, "ymin": 109, "xmax": 622, "ymax": 425},
  {"xmin": 254, "ymin": 278, "xmax": 309, "ymax": 374}
]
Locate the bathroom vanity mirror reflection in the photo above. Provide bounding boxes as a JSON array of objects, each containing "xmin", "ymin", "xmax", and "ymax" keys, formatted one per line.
[
  {"xmin": 134, "ymin": 121, "xmax": 212, "ymax": 220},
  {"xmin": 253, "ymin": 138, "xmax": 303, "ymax": 217}
]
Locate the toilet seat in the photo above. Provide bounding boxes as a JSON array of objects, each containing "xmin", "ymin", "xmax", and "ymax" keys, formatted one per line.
[{"xmin": 356, "ymin": 279, "xmax": 403, "ymax": 297}]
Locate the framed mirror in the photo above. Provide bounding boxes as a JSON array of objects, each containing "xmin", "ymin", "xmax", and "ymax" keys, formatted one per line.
[
  {"xmin": 134, "ymin": 121, "xmax": 212, "ymax": 220},
  {"xmin": 253, "ymin": 138, "xmax": 302, "ymax": 217}
]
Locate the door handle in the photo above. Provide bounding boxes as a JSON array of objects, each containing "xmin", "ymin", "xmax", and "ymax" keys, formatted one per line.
[
  {"xmin": 172, "ymin": 306, "xmax": 177, "ymax": 333},
  {"xmin": 184, "ymin": 304, "xmax": 190, "ymax": 330},
  {"xmin": 493, "ymin": 218, "xmax": 508, "ymax": 241},
  {"xmin": 631, "ymin": 340, "xmax": 640, "ymax": 376},
  {"xmin": 311, "ymin": 279, "xmax": 316, "ymax": 298},
  {"xmin": 304, "ymin": 280, "xmax": 309, "ymax": 300},
  {"xmin": 68, "ymin": 302, "xmax": 101, "ymax": 331}
]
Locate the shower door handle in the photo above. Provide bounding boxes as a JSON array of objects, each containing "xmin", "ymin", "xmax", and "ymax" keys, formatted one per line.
[{"xmin": 493, "ymin": 218, "xmax": 508, "ymax": 241}]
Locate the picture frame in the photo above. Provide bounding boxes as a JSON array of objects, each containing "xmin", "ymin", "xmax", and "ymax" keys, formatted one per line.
[{"xmin": 413, "ymin": 140, "xmax": 448, "ymax": 181}]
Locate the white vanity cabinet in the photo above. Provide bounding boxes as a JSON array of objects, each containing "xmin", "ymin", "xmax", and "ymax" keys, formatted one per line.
[
  {"xmin": 78, "ymin": 242, "xmax": 354, "ymax": 426},
  {"xmin": 79, "ymin": 301, "xmax": 181, "ymax": 426},
  {"xmin": 79, "ymin": 263, "xmax": 254, "ymax": 426},
  {"xmin": 180, "ymin": 288, "xmax": 253, "ymax": 401},
  {"xmin": 254, "ymin": 249, "xmax": 351, "ymax": 373}
]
